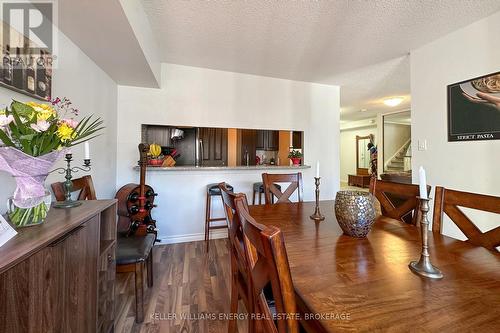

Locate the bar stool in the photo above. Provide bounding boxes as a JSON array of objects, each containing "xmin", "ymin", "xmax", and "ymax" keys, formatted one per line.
[
  {"xmin": 252, "ymin": 182, "xmax": 281, "ymax": 205},
  {"xmin": 205, "ymin": 182, "xmax": 234, "ymax": 252}
]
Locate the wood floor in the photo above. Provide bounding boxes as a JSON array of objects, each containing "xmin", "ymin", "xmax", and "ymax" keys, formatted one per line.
[{"xmin": 115, "ymin": 239, "xmax": 245, "ymax": 333}]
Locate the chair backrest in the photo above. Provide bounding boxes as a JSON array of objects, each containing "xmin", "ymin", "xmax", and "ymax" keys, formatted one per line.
[
  {"xmin": 433, "ymin": 186, "xmax": 500, "ymax": 251},
  {"xmin": 369, "ymin": 178, "xmax": 430, "ymax": 225},
  {"xmin": 262, "ymin": 173, "xmax": 303, "ymax": 204},
  {"xmin": 234, "ymin": 195, "xmax": 299, "ymax": 333},
  {"xmin": 51, "ymin": 175, "xmax": 97, "ymax": 201},
  {"xmin": 218, "ymin": 183, "xmax": 253, "ymax": 311}
]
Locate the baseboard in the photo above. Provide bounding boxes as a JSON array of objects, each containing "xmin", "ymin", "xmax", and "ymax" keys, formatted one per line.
[{"xmin": 155, "ymin": 229, "xmax": 228, "ymax": 245}]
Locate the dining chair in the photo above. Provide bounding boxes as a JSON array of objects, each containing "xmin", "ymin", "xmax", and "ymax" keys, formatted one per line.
[
  {"xmin": 262, "ymin": 172, "xmax": 303, "ymax": 204},
  {"xmin": 219, "ymin": 183, "xmax": 253, "ymax": 333},
  {"xmin": 432, "ymin": 186, "xmax": 500, "ymax": 251},
  {"xmin": 51, "ymin": 176, "xmax": 155, "ymax": 323},
  {"xmin": 234, "ymin": 195, "xmax": 300, "ymax": 333},
  {"xmin": 51, "ymin": 175, "xmax": 97, "ymax": 200},
  {"xmin": 369, "ymin": 178, "xmax": 430, "ymax": 225}
]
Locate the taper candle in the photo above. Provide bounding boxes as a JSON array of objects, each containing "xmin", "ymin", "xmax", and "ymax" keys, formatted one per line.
[
  {"xmin": 418, "ymin": 166, "xmax": 427, "ymax": 199},
  {"xmin": 316, "ymin": 161, "xmax": 320, "ymax": 178},
  {"xmin": 84, "ymin": 141, "xmax": 90, "ymax": 160}
]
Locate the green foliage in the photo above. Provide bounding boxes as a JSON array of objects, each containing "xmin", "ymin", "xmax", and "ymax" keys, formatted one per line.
[
  {"xmin": 0, "ymin": 99, "xmax": 104, "ymax": 157},
  {"xmin": 288, "ymin": 149, "xmax": 303, "ymax": 158}
]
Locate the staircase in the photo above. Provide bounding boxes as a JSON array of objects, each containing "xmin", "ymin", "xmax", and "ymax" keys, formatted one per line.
[{"xmin": 385, "ymin": 139, "xmax": 411, "ymax": 172}]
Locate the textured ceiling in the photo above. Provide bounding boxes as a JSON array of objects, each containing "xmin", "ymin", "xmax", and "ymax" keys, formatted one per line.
[{"xmin": 141, "ymin": 0, "xmax": 500, "ymax": 119}]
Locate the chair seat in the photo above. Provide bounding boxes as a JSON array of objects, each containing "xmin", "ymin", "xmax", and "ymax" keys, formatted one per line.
[
  {"xmin": 253, "ymin": 182, "xmax": 281, "ymax": 193},
  {"xmin": 116, "ymin": 234, "xmax": 156, "ymax": 265},
  {"xmin": 207, "ymin": 183, "xmax": 233, "ymax": 195}
]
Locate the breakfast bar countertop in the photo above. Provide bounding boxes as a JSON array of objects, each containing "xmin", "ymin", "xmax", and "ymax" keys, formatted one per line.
[{"xmin": 134, "ymin": 165, "xmax": 311, "ymax": 172}]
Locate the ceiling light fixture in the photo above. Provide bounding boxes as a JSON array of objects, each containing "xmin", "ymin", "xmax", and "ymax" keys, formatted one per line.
[{"xmin": 383, "ymin": 97, "xmax": 404, "ymax": 107}]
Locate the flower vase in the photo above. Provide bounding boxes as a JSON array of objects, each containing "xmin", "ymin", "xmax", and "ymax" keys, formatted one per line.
[
  {"xmin": 0, "ymin": 147, "xmax": 65, "ymax": 228},
  {"xmin": 8, "ymin": 190, "xmax": 52, "ymax": 227},
  {"xmin": 290, "ymin": 157, "xmax": 301, "ymax": 166}
]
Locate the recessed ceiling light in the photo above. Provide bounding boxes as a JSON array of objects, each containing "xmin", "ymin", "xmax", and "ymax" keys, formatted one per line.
[
  {"xmin": 383, "ymin": 97, "xmax": 404, "ymax": 107},
  {"xmin": 360, "ymin": 108, "xmax": 367, "ymax": 112}
]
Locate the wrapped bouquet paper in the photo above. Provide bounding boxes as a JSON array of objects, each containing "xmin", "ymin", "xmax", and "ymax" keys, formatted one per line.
[{"xmin": 0, "ymin": 98, "xmax": 103, "ymax": 227}]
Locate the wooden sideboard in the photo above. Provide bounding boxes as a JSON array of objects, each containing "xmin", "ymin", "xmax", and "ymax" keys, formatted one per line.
[
  {"xmin": 348, "ymin": 174, "xmax": 371, "ymax": 188},
  {"xmin": 0, "ymin": 200, "xmax": 117, "ymax": 333}
]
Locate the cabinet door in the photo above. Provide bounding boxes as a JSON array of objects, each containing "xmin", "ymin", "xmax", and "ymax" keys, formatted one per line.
[
  {"xmin": 239, "ymin": 129, "xmax": 257, "ymax": 165},
  {"xmin": 63, "ymin": 216, "xmax": 99, "ymax": 333},
  {"xmin": 0, "ymin": 241, "xmax": 65, "ymax": 333},
  {"xmin": 292, "ymin": 131, "xmax": 302, "ymax": 149},
  {"xmin": 267, "ymin": 131, "xmax": 279, "ymax": 151},
  {"xmin": 256, "ymin": 130, "xmax": 266, "ymax": 150},
  {"xmin": 200, "ymin": 127, "xmax": 228, "ymax": 166}
]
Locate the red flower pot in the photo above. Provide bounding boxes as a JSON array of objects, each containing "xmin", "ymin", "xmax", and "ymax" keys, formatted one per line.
[{"xmin": 290, "ymin": 157, "xmax": 301, "ymax": 166}]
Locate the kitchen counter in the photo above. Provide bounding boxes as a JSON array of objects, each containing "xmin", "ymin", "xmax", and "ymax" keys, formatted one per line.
[
  {"xmin": 130, "ymin": 163, "xmax": 316, "ymax": 244},
  {"xmin": 134, "ymin": 165, "xmax": 311, "ymax": 172}
]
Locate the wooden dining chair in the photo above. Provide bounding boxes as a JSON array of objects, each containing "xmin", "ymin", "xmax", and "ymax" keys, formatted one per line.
[
  {"xmin": 369, "ymin": 178, "xmax": 430, "ymax": 225},
  {"xmin": 234, "ymin": 195, "xmax": 300, "ymax": 333},
  {"xmin": 262, "ymin": 172, "xmax": 303, "ymax": 204},
  {"xmin": 51, "ymin": 175, "xmax": 97, "ymax": 200},
  {"xmin": 433, "ymin": 187, "xmax": 500, "ymax": 251},
  {"xmin": 52, "ymin": 176, "xmax": 155, "ymax": 323},
  {"xmin": 219, "ymin": 183, "xmax": 253, "ymax": 333}
]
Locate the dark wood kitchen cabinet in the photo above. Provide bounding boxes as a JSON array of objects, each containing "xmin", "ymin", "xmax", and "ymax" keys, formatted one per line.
[
  {"xmin": 256, "ymin": 130, "xmax": 279, "ymax": 151},
  {"xmin": 0, "ymin": 200, "xmax": 117, "ymax": 333},
  {"xmin": 237, "ymin": 129, "xmax": 257, "ymax": 166},
  {"xmin": 292, "ymin": 131, "xmax": 303, "ymax": 149},
  {"xmin": 199, "ymin": 127, "xmax": 228, "ymax": 166}
]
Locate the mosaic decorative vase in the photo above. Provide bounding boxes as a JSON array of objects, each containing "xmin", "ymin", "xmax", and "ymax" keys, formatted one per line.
[{"xmin": 334, "ymin": 191, "xmax": 376, "ymax": 238}]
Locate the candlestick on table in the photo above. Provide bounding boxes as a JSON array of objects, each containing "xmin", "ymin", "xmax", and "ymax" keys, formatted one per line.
[
  {"xmin": 51, "ymin": 153, "xmax": 92, "ymax": 208},
  {"xmin": 316, "ymin": 161, "xmax": 320, "ymax": 178},
  {"xmin": 310, "ymin": 177, "xmax": 325, "ymax": 221},
  {"xmin": 408, "ymin": 196, "xmax": 443, "ymax": 279}
]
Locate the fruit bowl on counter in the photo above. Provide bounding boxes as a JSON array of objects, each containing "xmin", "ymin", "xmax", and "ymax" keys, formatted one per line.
[{"xmin": 148, "ymin": 158, "xmax": 164, "ymax": 166}]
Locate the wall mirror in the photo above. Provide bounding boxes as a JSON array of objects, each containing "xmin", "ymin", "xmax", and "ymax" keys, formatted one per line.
[{"xmin": 356, "ymin": 134, "xmax": 373, "ymax": 175}]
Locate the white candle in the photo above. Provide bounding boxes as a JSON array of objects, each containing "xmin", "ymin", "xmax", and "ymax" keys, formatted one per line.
[
  {"xmin": 84, "ymin": 141, "xmax": 90, "ymax": 160},
  {"xmin": 418, "ymin": 166, "xmax": 427, "ymax": 199},
  {"xmin": 316, "ymin": 161, "xmax": 320, "ymax": 178}
]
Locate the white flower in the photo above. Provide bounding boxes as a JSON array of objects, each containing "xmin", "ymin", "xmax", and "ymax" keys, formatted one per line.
[
  {"xmin": 0, "ymin": 115, "xmax": 14, "ymax": 127},
  {"xmin": 30, "ymin": 120, "xmax": 51, "ymax": 132}
]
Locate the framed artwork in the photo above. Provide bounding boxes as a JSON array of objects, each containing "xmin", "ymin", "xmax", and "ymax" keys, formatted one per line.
[
  {"xmin": 0, "ymin": 21, "xmax": 52, "ymax": 101},
  {"xmin": 447, "ymin": 71, "xmax": 500, "ymax": 142}
]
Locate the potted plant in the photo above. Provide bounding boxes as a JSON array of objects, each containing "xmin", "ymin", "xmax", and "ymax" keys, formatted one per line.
[
  {"xmin": 288, "ymin": 149, "xmax": 303, "ymax": 166},
  {"xmin": 148, "ymin": 143, "xmax": 164, "ymax": 166},
  {"xmin": 0, "ymin": 98, "xmax": 103, "ymax": 227}
]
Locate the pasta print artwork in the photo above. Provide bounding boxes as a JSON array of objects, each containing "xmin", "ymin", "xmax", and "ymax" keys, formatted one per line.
[{"xmin": 447, "ymin": 72, "xmax": 500, "ymax": 141}]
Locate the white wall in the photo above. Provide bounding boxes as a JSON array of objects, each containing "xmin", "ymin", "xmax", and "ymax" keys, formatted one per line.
[
  {"xmin": 340, "ymin": 125, "xmax": 376, "ymax": 183},
  {"xmin": 411, "ymin": 11, "xmax": 500, "ymax": 240},
  {"xmin": 117, "ymin": 63, "xmax": 340, "ymax": 242},
  {"xmin": 0, "ymin": 31, "xmax": 118, "ymax": 212}
]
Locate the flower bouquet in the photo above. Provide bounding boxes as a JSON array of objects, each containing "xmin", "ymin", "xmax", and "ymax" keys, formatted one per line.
[{"xmin": 0, "ymin": 98, "xmax": 103, "ymax": 227}]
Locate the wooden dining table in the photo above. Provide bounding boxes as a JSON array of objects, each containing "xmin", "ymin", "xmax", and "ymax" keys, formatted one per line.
[{"xmin": 248, "ymin": 200, "xmax": 500, "ymax": 332}]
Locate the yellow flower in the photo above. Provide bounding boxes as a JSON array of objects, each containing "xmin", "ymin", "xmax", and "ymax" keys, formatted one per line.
[
  {"xmin": 26, "ymin": 102, "xmax": 56, "ymax": 121},
  {"xmin": 56, "ymin": 123, "xmax": 76, "ymax": 142}
]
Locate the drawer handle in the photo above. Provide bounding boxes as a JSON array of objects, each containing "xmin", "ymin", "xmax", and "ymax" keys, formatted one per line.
[
  {"xmin": 49, "ymin": 225, "xmax": 85, "ymax": 247},
  {"xmin": 107, "ymin": 254, "xmax": 114, "ymax": 263}
]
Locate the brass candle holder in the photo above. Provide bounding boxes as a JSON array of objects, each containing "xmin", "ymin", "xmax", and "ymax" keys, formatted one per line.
[
  {"xmin": 408, "ymin": 197, "xmax": 443, "ymax": 279},
  {"xmin": 310, "ymin": 177, "xmax": 325, "ymax": 221}
]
